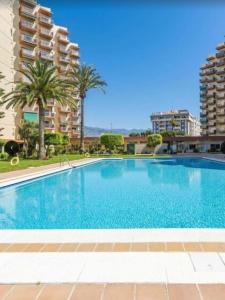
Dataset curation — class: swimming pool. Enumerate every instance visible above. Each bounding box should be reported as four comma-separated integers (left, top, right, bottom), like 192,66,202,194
1,158,225,229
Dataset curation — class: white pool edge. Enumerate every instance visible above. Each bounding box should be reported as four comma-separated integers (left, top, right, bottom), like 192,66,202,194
1,156,225,243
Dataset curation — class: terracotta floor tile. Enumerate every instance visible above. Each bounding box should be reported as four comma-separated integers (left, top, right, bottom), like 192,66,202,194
166,243,184,251
59,243,79,252
183,243,202,252
201,243,224,252
0,285,14,299
103,284,134,300
6,244,28,252
113,243,131,252
0,244,11,252
76,243,96,252
41,244,62,252
199,284,225,300
37,284,74,300
136,284,167,300
131,243,148,251
5,284,43,300
168,284,201,300
24,244,44,252
95,243,114,252
70,284,104,300
148,243,166,251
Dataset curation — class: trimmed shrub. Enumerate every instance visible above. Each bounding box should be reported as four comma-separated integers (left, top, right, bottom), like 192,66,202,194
0,152,9,160
61,134,69,145
147,134,162,148
100,134,124,148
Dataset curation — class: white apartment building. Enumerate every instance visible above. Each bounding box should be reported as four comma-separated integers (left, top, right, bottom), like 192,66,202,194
0,0,81,140
150,110,201,136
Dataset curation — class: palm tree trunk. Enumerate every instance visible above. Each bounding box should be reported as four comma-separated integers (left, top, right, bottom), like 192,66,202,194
38,102,46,159
80,98,85,152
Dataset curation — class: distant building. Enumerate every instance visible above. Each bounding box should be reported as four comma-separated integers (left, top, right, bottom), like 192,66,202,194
150,110,201,136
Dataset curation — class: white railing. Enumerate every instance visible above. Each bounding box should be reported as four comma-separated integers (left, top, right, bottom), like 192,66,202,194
39,15,52,24
21,20,36,30
21,34,37,44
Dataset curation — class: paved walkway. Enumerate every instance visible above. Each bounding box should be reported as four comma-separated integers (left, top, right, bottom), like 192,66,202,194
1,283,225,300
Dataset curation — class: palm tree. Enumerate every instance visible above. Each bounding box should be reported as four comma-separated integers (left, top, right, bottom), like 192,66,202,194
1,60,74,159
70,64,107,152
170,118,177,131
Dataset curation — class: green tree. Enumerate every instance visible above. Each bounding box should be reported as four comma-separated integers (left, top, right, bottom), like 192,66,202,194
147,134,162,154
70,64,107,152
18,120,38,157
2,60,74,159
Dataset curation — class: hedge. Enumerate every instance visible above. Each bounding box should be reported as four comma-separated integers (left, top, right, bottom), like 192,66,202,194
44,132,69,146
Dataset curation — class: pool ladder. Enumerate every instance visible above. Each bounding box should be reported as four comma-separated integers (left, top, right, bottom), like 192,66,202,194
59,155,72,168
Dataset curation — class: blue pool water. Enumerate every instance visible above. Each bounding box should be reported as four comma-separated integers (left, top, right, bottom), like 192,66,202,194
1,158,225,229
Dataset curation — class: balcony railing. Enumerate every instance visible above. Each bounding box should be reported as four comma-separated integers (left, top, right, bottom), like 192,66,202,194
39,51,53,61
21,48,35,58
46,99,55,106
39,28,53,38
70,50,79,57
216,50,225,58
39,40,53,49
39,15,52,25
59,56,70,64
44,111,55,117
45,123,55,129
20,5,36,18
58,35,69,43
20,0,37,7
21,34,37,45
20,20,36,31
59,46,68,54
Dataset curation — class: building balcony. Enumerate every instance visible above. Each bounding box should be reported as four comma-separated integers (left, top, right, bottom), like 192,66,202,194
19,5,36,19
200,78,207,83
39,15,53,28
38,6,52,16
208,114,216,120
20,0,37,7
58,46,68,54
217,77,225,83
71,59,79,66
217,94,225,99
207,55,215,61
46,99,55,106
217,117,225,124
208,98,216,105
207,77,216,82
44,111,55,118
20,34,37,46
216,60,225,67
20,20,36,33
216,51,225,58
60,106,71,113
20,48,36,59
216,101,225,108
45,123,55,129
216,69,225,75
217,109,225,115
58,35,69,44
216,42,225,50
39,51,53,61
39,40,53,50
207,84,216,90
70,50,79,57
39,28,53,39
60,126,69,132
59,56,70,64
217,85,225,91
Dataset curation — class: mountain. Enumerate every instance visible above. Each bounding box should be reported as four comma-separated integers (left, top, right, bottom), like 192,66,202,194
84,126,146,137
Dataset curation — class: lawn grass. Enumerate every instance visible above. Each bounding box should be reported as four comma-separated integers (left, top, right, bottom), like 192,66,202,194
0,154,171,173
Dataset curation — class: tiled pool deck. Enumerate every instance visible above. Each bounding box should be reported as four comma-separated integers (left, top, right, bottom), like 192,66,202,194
1,155,225,298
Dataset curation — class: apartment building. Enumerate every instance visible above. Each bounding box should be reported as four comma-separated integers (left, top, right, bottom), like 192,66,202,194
200,42,225,135
150,110,201,136
0,0,81,140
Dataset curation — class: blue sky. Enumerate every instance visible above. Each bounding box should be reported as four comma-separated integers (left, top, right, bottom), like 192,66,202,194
42,1,225,129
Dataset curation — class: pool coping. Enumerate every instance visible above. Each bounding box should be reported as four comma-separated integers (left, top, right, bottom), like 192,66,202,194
1,156,225,243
